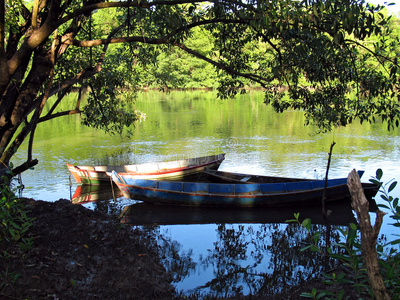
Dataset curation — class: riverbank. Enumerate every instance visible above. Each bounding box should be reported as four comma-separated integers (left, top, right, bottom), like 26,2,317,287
1,199,175,299
1,199,353,299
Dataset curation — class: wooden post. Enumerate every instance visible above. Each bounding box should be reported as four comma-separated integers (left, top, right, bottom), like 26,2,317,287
322,141,336,219
347,169,390,300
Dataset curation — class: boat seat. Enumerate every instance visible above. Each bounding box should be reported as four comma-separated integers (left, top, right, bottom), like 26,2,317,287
240,176,252,182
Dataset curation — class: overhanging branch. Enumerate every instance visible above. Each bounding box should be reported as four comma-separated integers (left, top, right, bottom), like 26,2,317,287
175,43,275,87
62,35,168,47
39,109,82,123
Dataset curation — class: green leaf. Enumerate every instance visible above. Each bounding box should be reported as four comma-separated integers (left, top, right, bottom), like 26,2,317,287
389,181,397,193
302,218,311,230
377,204,390,210
376,168,383,180
381,194,389,201
310,245,320,252
394,198,399,209
300,292,315,298
350,223,358,230
301,245,313,251
369,178,381,186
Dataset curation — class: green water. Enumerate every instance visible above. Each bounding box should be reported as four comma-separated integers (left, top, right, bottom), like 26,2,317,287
13,90,400,297
15,90,400,198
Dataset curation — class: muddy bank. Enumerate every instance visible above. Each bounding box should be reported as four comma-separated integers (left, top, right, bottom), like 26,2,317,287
1,199,175,299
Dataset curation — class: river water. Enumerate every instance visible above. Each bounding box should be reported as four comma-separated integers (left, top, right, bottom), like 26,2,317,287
13,90,400,297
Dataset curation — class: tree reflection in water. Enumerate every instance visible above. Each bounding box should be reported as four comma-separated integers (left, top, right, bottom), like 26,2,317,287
75,189,356,297
73,187,355,297
157,229,197,282
155,222,344,298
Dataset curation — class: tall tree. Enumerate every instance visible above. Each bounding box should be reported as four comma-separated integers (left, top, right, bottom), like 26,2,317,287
0,0,398,175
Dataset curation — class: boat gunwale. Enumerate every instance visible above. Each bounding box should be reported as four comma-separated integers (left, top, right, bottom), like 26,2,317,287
68,154,225,173
113,178,375,198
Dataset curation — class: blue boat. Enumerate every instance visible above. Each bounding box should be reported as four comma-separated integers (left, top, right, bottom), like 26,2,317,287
111,170,379,207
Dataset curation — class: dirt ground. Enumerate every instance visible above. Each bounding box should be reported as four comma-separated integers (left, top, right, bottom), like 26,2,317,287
1,198,356,300
1,199,176,300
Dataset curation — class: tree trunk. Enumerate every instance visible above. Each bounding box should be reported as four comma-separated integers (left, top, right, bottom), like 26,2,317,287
347,169,390,300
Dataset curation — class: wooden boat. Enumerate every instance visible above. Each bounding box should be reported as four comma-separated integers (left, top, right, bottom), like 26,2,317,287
66,153,225,185
110,170,379,207
204,169,379,201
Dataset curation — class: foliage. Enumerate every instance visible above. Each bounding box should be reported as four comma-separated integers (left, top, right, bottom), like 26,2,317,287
0,168,34,294
0,170,34,252
1,1,400,175
288,169,400,299
288,214,371,299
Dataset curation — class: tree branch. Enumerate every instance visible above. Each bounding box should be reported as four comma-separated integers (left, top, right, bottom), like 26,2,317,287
39,109,82,123
32,0,39,29
62,35,169,47
175,43,275,87
11,159,38,177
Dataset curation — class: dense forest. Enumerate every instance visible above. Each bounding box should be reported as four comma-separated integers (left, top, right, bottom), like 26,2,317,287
141,10,400,90
80,6,400,91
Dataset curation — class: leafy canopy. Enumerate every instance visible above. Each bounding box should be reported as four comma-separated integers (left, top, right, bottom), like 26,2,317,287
0,0,399,173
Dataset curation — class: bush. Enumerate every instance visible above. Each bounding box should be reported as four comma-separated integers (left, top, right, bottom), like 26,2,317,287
289,169,400,299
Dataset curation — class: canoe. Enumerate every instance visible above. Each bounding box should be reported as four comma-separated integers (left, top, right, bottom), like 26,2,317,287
204,169,379,202
110,170,379,207
66,153,225,185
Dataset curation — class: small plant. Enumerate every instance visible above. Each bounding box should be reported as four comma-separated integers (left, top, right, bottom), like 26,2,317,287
0,176,34,249
289,169,400,299
288,214,370,299
0,267,20,292
0,169,34,294
0,165,34,250
369,169,400,298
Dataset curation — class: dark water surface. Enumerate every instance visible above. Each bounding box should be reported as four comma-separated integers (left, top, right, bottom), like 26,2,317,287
13,90,400,297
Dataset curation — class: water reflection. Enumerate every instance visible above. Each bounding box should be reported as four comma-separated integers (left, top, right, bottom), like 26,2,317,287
119,202,356,226
148,212,348,297
71,184,358,296
71,184,122,204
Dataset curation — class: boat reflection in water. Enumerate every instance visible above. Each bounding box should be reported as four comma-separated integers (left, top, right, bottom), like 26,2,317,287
70,184,364,297
71,184,122,205
119,201,357,226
